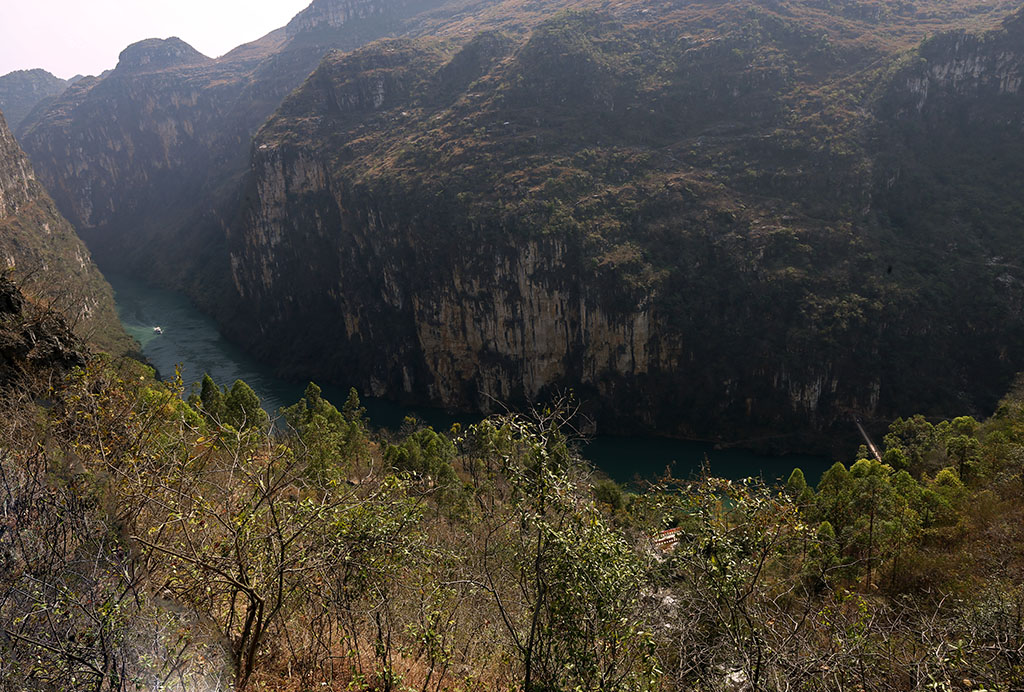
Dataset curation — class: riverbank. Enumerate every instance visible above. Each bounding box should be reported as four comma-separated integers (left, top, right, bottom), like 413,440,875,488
108,272,832,485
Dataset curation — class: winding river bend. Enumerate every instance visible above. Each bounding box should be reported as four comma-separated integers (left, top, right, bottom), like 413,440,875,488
109,274,832,485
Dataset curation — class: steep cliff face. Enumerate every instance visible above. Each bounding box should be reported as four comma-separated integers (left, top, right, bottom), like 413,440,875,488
17,0,452,304
23,0,1014,300
876,13,1024,238
0,109,130,354
226,8,1024,449
0,69,69,133
0,115,34,216
863,12,1024,413
18,38,272,295
225,30,842,444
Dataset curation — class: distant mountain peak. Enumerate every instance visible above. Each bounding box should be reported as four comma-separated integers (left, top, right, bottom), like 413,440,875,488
0,69,68,131
116,37,211,73
2,68,59,80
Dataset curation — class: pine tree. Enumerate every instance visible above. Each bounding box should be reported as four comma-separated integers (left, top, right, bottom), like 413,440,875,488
224,379,269,431
198,373,225,423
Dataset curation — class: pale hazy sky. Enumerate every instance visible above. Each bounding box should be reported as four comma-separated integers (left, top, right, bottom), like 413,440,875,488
0,0,314,79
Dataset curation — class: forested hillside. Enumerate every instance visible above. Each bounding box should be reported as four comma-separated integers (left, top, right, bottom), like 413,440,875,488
2,270,1024,689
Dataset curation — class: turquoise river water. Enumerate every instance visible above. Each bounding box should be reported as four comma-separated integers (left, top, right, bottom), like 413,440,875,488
108,274,832,485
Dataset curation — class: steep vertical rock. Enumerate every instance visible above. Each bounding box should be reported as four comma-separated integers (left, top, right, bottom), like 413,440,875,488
0,108,130,354
223,32,868,447
226,8,1024,450
0,274,86,390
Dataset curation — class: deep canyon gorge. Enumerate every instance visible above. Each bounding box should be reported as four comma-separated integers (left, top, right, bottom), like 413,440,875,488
7,0,1024,451
5,0,1024,689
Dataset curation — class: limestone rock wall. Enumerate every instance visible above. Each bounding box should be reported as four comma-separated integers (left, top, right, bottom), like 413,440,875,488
286,0,411,36
227,140,858,444
0,114,35,217
223,10,1024,451
0,109,132,354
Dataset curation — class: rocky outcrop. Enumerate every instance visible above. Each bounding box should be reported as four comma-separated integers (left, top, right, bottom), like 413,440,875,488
0,274,86,390
286,0,413,37
0,69,68,133
0,113,34,215
884,15,1024,117
16,38,276,295
872,10,1024,277
0,108,130,355
224,34,840,445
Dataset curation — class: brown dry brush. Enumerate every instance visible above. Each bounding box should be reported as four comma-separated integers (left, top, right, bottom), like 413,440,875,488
4,358,1024,689
0,371,229,691
643,474,1024,691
